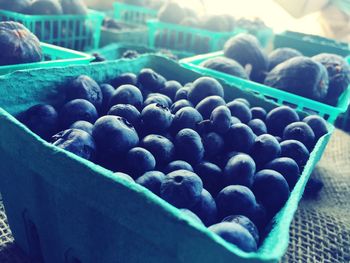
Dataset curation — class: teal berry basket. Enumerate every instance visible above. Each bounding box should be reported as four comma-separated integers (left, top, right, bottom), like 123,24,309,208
180,36,350,124
0,9,105,51
0,42,93,75
113,2,157,25
0,55,333,263
91,43,193,61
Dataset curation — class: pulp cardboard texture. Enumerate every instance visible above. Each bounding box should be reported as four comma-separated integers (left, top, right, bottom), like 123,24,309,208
0,55,333,263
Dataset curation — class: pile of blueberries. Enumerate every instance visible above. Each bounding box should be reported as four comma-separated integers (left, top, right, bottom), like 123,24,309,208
20,69,329,252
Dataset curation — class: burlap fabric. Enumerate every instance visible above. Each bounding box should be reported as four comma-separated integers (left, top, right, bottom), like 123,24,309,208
0,129,349,263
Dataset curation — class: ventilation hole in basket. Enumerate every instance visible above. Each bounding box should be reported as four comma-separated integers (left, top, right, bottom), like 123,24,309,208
22,210,44,263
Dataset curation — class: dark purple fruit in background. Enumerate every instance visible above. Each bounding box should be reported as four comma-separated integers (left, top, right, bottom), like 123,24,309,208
224,123,256,153
170,99,193,114
92,115,139,156
70,120,94,136
66,75,102,109
208,222,257,252
265,157,300,190
190,189,218,226
60,0,87,15
0,0,31,13
250,107,267,121
110,73,137,89
141,103,173,133
165,160,193,174
250,134,281,167
160,169,203,209
224,153,256,187
283,122,315,151
141,134,175,166
280,140,310,169
109,84,143,110
108,104,141,129
216,185,257,220
195,162,223,198
25,0,63,15
303,115,328,141
210,105,231,134
226,100,252,123
265,106,300,136
126,147,156,178
136,171,165,196
175,128,204,165
20,104,58,140
137,68,166,92
248,119,267,136
200,57,248,79
195,95,226,119
252,169,290,215
222,215,259,244
268,47,302,71
59,99,98,129
0,21,42,66
51,128,96,161
188,77,224,106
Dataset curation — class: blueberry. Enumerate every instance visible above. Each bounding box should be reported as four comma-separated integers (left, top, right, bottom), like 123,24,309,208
113,172,134,183
174,87,189,101
265,157,300,190
195,119,213,135
99,83,115,114
283,122,315,151
265,106,300,136
175,128,204,165
252,169,290,214
250,134,281,167
216,185,257,220
20,104,58,140
159,80,182,101
143,95,171,108
141,103,173,133
280,140,310,169
110,73,137,88
219,151,242,169
248,119,267,136
208,222,257,252
195,162,223,197
233,98,250,108
137,68,166,92
195,95,226,119
210,105,231,134
224,154,256,187
202,132,225,159
160,170,203,208
171,106,203,134
224,123,256,153
250,107,266,121
275,136,282,143
222,215,259,244
59,99,98,129
190,189,218,226
170,99,193,114
70,120,94,135
66,75,102,109
141,134,175,166
188,77,224,105
136,171,165,196
147,93,173,107
107,104,141,128
227,100,252,123
109,84,143,110
126,147,156,178
165,160,193,173
230,116,241,125
52,129,96,161
303,115,328,141
92,115,139,156
180,209,204,225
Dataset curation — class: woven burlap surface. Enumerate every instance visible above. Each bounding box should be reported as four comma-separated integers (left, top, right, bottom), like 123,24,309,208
0,129,349,263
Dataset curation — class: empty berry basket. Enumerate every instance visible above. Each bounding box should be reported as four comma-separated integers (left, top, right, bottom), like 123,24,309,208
0,9,104,51
0,55,333,263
